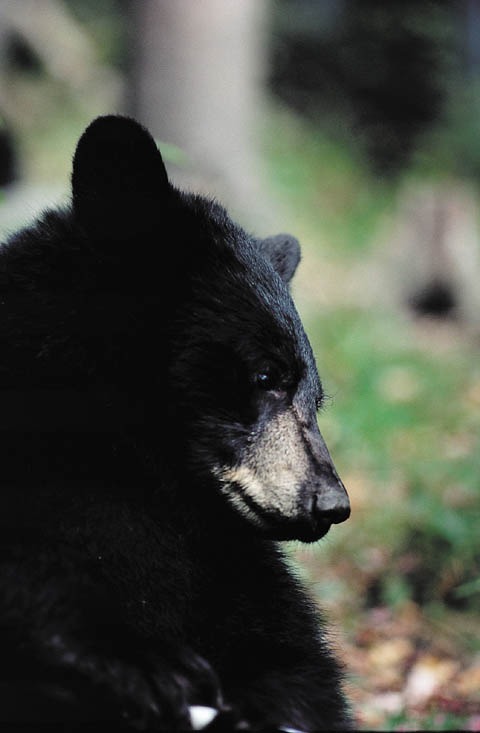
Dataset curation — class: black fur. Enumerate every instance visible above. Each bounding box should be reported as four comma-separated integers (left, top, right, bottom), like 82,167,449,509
0,116,352,731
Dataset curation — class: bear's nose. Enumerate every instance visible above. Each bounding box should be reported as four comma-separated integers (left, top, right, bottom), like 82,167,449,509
296,415,351,526
305,468,351,525
309,489,351,525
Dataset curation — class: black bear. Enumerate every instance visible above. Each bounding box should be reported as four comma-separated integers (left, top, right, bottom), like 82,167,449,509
0,116,352,731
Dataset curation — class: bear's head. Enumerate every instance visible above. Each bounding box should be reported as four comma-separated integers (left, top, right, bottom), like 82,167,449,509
3,116,350,543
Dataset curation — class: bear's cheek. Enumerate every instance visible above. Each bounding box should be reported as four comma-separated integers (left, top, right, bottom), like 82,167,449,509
212,407,308,522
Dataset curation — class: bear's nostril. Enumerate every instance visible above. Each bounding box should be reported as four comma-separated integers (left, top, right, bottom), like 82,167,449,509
309,491,351,525
326,500,350,524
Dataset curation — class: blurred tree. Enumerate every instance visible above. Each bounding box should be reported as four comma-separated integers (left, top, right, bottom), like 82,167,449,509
269,0,456,177
125,0,272,228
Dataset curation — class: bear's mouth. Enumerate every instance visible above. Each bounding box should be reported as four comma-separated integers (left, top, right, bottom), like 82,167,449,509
220,477,332,543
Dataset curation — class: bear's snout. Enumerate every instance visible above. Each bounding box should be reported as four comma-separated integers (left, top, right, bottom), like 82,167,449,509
297,413,350,530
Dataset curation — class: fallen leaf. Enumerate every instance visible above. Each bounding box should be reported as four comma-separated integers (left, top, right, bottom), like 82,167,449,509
404,655,459,706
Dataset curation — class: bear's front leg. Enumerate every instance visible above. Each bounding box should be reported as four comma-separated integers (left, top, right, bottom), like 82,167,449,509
0,550,225,730
42,633,226,729
2,624,227,730
225,658,353,733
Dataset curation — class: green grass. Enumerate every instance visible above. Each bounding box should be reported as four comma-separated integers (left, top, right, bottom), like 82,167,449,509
309,307,480,607
383,708,476,731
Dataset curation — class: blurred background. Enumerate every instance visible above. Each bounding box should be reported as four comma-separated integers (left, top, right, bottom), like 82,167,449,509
0,1,479,729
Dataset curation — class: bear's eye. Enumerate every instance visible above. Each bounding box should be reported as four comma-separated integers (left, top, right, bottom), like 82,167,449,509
254,367,292,395
255,371,276,390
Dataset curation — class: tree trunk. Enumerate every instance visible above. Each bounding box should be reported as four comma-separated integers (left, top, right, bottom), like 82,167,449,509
126,0,271,228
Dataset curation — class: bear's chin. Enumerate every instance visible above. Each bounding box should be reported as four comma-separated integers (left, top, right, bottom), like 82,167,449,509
237,512,333,543
262,521,332,544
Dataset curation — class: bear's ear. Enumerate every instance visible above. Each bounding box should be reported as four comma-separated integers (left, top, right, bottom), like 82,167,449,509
258,233,301,284
71,115,169,240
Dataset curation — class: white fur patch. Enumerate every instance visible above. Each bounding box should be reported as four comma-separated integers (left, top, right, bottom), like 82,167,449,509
189,705,218,730
214,409,310,520
215,466,265,524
